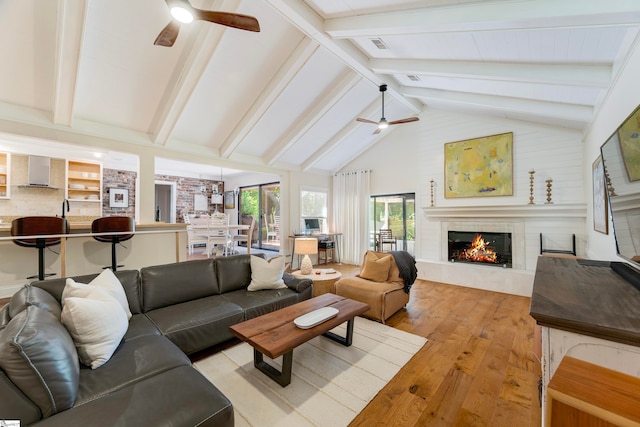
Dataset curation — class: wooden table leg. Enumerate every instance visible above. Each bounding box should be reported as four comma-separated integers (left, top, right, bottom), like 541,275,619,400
323,317,355,346
254,348,293,387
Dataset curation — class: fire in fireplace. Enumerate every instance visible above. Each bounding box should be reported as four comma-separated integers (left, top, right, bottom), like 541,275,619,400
448,231,512,268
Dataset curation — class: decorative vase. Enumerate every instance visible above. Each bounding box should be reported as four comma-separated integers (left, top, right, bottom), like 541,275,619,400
300,255,313,275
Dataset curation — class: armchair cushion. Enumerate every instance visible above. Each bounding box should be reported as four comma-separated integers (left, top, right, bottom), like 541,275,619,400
359,252,392,282
334,250,410,323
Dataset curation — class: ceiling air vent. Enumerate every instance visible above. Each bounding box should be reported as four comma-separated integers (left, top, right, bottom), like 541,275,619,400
369,38,389,50
407,75,421,82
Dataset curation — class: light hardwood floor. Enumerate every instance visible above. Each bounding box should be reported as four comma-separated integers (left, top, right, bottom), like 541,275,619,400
329,263,542,427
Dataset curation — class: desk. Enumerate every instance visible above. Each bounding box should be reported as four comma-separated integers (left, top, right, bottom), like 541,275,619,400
289,233,342,270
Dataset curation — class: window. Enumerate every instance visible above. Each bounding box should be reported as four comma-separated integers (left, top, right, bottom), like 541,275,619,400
301,188,327,233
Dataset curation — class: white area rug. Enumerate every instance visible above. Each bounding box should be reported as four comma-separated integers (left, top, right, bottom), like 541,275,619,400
194,317,427,427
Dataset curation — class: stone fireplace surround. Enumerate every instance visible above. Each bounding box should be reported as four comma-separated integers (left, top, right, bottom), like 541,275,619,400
418,204,586,296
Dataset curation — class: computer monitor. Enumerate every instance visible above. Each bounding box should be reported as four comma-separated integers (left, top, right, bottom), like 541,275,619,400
304,218,321,233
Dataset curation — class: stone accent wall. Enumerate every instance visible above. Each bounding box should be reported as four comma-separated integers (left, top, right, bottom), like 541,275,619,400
102,168,136,217
155,174,223,223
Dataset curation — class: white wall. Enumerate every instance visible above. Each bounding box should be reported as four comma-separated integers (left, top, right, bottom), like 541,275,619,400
341,108,586,295
583,36,640,261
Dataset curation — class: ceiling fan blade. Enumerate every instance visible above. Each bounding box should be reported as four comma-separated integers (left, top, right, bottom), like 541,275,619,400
388,117,420,126
154,21,180,47
372,128,383,135
193,9,260,32
356,118,379,125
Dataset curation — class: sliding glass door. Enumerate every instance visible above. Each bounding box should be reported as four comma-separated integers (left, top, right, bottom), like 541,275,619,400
238,182,280,251
370,193,415,255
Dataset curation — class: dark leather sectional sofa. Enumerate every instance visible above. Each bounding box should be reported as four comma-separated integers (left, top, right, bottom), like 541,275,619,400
0,254,312,426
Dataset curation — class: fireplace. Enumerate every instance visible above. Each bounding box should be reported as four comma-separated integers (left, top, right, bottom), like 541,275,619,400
448,231,512,268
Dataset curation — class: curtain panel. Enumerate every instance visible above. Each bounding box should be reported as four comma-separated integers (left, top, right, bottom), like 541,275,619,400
332,170,370,265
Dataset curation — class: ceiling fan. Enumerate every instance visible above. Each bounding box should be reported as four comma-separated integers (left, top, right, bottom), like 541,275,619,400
154,0,260,47
356,84,419,134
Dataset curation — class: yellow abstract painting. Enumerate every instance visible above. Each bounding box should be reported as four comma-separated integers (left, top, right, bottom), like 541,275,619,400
444,132,513,198
618,104,640,181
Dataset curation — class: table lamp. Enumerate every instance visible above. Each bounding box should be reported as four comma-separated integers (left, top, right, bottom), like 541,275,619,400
295,237,318,275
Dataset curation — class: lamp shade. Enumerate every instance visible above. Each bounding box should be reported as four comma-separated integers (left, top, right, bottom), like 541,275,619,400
294,238,317,255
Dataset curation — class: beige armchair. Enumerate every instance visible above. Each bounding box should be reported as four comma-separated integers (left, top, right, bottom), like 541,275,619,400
334,251,410,323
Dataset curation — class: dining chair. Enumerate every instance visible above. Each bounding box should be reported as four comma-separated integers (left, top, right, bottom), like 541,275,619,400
208,213,232,256
379,229,397,251
233,215,255,254
265,214,278,243
187,216,210,255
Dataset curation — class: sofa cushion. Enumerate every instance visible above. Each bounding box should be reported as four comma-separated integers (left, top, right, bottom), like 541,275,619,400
223,288,299,319
0,370,41,425
33,366,234,427
64,268,132,320
74,334,190,406
0,304,9,330
62,268,131,319
32,270,143,315
248,255,286,291
123,313,161,342
141,259,218,311
61,287,129,369
145,296,244,354
8,284,62,320
0,306,79,418
216,253,262,293
360,252,392,282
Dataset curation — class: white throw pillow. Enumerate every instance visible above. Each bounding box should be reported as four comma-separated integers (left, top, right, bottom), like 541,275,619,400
61,288,128,369
63,269,132,320
248,255,287,291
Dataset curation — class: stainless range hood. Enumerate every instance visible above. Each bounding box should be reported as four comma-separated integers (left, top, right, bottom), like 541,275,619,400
28,155,51,187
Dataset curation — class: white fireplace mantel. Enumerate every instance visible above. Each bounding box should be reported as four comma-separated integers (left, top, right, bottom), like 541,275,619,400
422,203,586,219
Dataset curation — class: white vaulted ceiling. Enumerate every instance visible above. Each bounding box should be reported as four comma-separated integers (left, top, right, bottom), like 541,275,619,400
0,0,639,174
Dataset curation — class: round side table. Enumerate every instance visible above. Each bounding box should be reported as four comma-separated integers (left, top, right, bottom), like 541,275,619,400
290,269,343,297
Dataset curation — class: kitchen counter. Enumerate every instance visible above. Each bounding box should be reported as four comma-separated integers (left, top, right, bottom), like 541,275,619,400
0,218,185,237
530,256,640,347
0,220,188,297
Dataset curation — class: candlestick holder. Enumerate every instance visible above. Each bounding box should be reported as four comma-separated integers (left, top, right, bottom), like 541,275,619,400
430,179,435,207
528,170,535,204
545,178,553,204
604,164,618,197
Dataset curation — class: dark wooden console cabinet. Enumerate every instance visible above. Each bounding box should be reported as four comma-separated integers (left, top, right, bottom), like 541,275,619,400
530,256,640,426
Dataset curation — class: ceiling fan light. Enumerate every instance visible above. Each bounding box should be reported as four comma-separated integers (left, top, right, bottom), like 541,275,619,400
170,6,194,23
378,118,389,129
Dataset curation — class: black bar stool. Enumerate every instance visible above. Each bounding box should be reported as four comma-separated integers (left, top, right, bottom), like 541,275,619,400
91,216,135,271
11,216,68,280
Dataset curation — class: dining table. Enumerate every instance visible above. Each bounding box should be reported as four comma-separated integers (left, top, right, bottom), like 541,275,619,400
189,223,251,255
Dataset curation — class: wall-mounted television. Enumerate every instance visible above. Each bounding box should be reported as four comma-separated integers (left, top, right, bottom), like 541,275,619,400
600,103,640,286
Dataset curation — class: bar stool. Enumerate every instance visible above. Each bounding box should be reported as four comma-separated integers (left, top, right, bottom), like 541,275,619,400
11,216,68,280
91,216,135,271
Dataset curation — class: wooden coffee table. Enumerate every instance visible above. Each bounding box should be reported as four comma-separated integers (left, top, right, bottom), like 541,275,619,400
229,293,369,387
